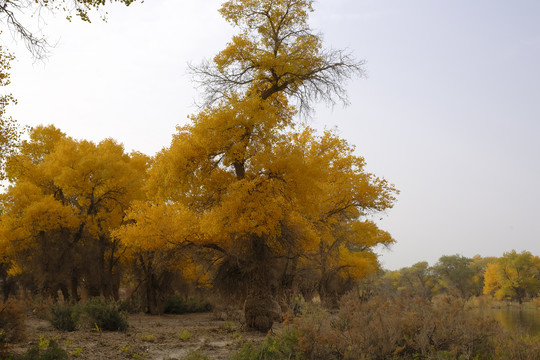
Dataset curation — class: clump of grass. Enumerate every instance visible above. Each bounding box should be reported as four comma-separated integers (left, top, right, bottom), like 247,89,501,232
182,350,209,360
17,337,68,360
69,347,83,357
230,331,301,360
80,298,128,331
118,343,146,359
179,329,192,341
48,298,129,332
140,333,155,342
49,303,78,332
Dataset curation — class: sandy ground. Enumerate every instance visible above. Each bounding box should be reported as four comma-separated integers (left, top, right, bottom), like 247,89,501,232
11,312,271,360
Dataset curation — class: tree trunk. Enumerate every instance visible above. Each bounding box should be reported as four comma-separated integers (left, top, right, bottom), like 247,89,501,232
70,275,80,302
146,274,165,315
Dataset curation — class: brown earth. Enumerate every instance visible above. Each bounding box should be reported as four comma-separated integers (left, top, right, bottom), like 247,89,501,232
11,312,271,360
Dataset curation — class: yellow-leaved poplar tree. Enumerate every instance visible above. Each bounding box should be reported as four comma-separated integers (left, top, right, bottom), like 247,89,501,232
112,201,211,314
117,0,397,331
482,250,540,303
0,125,148,301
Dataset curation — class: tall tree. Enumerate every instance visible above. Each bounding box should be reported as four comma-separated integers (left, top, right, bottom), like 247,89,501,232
432,255,476,298
119,0,397,330
0,125,148,300
395,262,435,299
469,254,497,297
191,0,364,114
483,250,540,303
113,201,211,314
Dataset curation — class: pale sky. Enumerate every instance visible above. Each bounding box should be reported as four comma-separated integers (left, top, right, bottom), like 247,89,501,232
3,0,540,270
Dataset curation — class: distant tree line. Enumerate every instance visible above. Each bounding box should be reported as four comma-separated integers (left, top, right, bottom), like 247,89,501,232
369,251,540,304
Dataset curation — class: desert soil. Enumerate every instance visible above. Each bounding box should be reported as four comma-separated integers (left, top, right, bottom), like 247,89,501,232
11,312,271,360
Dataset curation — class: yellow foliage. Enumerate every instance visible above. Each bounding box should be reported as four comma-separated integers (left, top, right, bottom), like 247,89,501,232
143,114,397,285
482,250,540,302
483,263,499,296
216,0,324,98
117,0,392,300
0,125,148,295
115,201,199,251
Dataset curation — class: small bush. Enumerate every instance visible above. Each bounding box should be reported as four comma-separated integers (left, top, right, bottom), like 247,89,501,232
80,298,128,331
118,343,146,359
292,294,500,360
140,333,155,342
230,331,301,360
118,297,145,314
182,350,209,360
179,329,192,341
69,347,83,358
0,302,26,357
164,296,212,314
49,303,78,331
495,331,540,360
17,338,68,360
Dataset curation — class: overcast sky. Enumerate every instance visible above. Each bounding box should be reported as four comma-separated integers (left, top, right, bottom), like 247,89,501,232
4,0,540,270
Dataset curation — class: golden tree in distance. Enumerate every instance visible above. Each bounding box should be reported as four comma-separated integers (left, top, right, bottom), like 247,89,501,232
118,0,397,330
483,250,540,303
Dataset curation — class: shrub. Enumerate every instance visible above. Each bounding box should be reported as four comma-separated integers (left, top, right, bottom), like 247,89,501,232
0,302,26,358
80,298,128,331
118,343,146,359
494,331,540,359
179,329,192,341
230,331,301,360
140,333,155,342
17,338,68,360
49,303,78,331
293,293,499,360
182,350,209,360
164,296,212,314
118,296,145,314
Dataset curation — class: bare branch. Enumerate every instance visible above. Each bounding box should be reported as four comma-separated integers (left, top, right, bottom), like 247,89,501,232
190,0,365,115
0,0,140,59
0,0,49,59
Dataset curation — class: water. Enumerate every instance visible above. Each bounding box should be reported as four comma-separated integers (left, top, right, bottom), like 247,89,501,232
485,307,540,335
